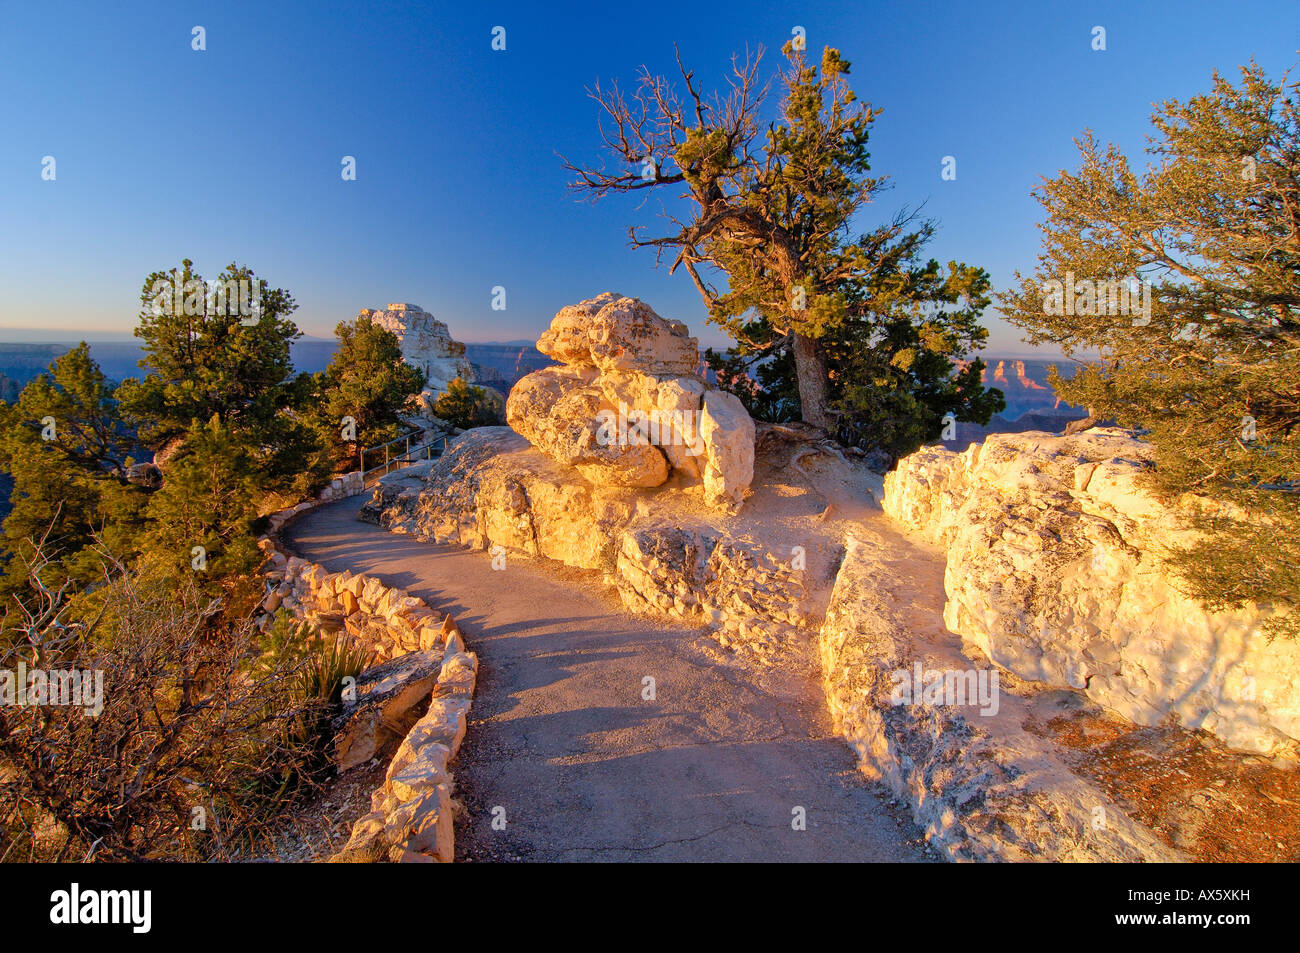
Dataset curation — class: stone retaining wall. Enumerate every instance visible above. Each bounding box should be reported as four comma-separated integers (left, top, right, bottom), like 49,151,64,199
257,477,477,863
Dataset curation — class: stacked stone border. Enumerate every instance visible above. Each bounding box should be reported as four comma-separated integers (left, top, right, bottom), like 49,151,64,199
256,473,478,863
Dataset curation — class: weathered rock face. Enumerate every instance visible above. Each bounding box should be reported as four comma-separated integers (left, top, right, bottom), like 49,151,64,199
364,427,640,570
537,292,700,375
361,302,474,400
699,391,755,508
882,428,1300,755
506,366,668,487
819,532,1182,862
361,427,825,668
507,293,754,509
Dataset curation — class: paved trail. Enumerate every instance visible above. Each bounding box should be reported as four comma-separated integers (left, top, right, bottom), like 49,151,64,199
284,498,933,862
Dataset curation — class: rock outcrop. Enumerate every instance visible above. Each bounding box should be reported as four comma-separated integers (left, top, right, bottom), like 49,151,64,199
883,428,1300,755
819,532,1183,862
506,366,669,487
506,293,755,509
362,302,475,401
360,425,862,671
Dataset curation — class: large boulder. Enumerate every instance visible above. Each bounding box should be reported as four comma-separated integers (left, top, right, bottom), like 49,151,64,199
699,391,755,508
505,366,669,488
538,292,700,375
883,428,1300,755
508,294,754,509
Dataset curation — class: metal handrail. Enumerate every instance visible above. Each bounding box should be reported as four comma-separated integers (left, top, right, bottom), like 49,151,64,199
360,433,450,487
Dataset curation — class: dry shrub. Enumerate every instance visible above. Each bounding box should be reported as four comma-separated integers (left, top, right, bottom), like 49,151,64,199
0,545,336,861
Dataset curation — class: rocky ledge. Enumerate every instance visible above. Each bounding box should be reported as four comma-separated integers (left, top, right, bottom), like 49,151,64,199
362,422,888,675
882,428,1299,756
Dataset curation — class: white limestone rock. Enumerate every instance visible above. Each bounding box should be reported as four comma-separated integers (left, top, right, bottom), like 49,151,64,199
699,390,755,509
882,428,1300,755
537,291,700,376
505,365,669,488
360,302,474,401
509,294,754,508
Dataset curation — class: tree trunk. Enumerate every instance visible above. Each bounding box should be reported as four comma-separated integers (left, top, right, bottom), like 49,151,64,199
792,331,831,430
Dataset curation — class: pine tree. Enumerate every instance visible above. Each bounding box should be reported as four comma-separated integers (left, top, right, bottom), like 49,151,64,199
432,378,503,430
316,315,426,457
998,62,1299,638
565,43,1002,437
142,415,262,582
0,344,148,595
116,259,323,490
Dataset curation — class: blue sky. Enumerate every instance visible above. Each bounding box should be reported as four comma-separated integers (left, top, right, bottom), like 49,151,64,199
1,0,1295,354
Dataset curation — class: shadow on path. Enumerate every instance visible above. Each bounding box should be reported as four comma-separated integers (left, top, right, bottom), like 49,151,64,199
282,497,934,862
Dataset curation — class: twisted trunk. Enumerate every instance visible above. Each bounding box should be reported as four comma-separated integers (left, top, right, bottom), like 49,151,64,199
792,331,831,429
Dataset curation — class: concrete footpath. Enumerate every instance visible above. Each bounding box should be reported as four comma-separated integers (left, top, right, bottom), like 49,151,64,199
284,498,934,862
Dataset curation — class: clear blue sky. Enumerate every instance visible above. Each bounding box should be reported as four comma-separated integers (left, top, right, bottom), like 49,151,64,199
1,0,1295,354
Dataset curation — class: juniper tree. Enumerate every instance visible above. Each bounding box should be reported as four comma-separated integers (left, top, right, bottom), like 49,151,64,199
432,377,503,430
565,43,1001,439
998,62,1300,637
316,314,426,456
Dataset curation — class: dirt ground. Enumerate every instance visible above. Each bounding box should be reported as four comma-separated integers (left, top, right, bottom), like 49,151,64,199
1030,706,1300,862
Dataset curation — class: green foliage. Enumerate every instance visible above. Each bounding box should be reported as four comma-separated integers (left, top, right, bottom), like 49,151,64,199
116,259,325,490
569,43,1002,434
705,344,800,423
432,377,503,430
0,261,339,612
255,612,371,757
316,315,426,454
826,265,1006,462
707,259,1005,462
0,344,148,597
142,415,262,582
997,62,1299,637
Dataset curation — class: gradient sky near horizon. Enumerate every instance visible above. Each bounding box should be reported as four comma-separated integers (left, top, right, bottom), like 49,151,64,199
1,1,1296,354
